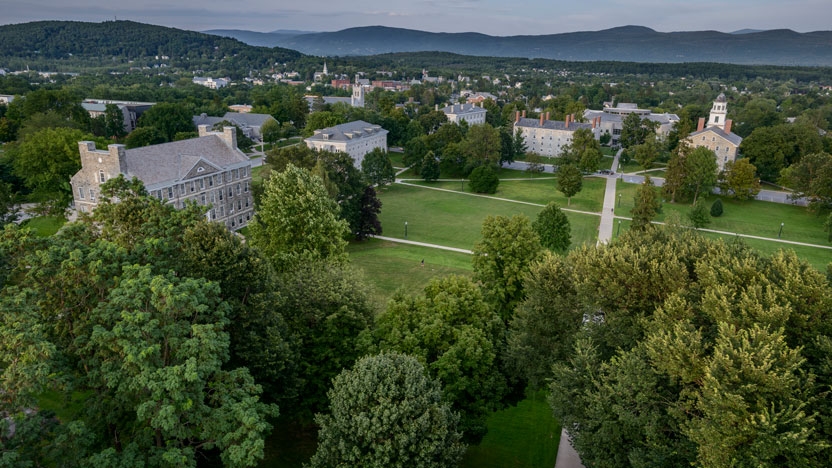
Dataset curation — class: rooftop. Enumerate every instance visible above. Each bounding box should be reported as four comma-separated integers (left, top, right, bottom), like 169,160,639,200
514,117,593,131
306,120,388,143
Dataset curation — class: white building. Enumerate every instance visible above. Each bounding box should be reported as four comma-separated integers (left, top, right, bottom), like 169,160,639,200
193,77,229,89
440,103,487,125
514,112,598,157
685,94,743,171
305,120,388,168
0,94,14,105
583,103,679,147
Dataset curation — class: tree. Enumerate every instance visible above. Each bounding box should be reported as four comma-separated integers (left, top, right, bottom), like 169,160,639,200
687,200,711,228
403,136,429,172
370,276,506,442
303,111,344,137
0,181,20,226
124,126,166,148
275,261,375,420
533,202,571,253
11,127,101,211
779,152,832,213
560,128,602,173
420,151,440,182
734,97,782,137
472,214,543,320
468,164,499,193
663,143,689,203
632,133,660,171
249,164,348,270
526,153,545,176
506,253,582,388
361,147,395,185
512,128,528,159
718,158,760,200
619,113,657,149
557,163,583,206
685,146,718,204
137,102,194,142
631,175,661,230
102,104,127,141
463,123,501,169
355,186,382,240
308,353,464,468
710,198,723,217
260,118,282,144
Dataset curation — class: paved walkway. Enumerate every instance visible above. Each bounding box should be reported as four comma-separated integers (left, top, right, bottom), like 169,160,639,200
596,149,622,245
373,235,473,254
555,429,586,468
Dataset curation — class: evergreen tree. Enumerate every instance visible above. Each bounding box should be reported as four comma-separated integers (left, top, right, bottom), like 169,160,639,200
631,175,661,230
557,164,583,206
687,200,711,228
421,151,441,182
710,198,723,217
533,202,571,253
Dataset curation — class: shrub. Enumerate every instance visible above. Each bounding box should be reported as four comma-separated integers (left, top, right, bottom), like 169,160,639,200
469,165,499,194
710,198,723,217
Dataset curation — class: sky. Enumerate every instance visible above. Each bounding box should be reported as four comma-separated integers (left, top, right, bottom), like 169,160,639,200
2,0,831,36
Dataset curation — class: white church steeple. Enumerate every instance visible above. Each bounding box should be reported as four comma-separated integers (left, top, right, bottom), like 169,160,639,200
707,93,728,130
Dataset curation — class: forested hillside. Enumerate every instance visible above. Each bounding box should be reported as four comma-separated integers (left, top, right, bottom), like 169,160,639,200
0,20,302,74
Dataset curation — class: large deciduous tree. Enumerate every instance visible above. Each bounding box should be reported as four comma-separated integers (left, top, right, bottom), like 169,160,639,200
684,146,718,204
556,163,583,205
354,186,383,240
718,158,761,200
463,124,501,169
560,128,602,173
779,152,832,213
249,164,348,270
533,202,571,253
370,276,506,442
361,147,395,185
472,214,542,320
308,353,465,468
137,102,194,142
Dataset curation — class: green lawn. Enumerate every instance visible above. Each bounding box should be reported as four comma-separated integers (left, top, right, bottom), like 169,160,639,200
20,216,66,237
404,176,606,213
613,182,832,270
388,151,405,167
251,164,271,183
348,239,473,311
377,184,600,251
461,391,560,468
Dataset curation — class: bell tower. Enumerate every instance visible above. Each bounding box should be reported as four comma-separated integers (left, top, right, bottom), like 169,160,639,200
707,93,727,130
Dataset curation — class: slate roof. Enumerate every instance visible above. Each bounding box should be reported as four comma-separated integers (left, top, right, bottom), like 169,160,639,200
687,126,743,146
514,117,592,131
192,114,224,128
583,109,679,125
306,120,388,143
441,103,486,115
121,134,248,187
222,112,275,127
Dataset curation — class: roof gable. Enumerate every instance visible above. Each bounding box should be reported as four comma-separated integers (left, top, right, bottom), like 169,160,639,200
183,158,222,180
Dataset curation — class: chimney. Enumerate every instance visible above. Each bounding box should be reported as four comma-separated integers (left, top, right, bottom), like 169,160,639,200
522,110,526,118
222,126,237,149
565,114,570,129
546,112,550,120
107,144,128,174
697,117,705,132
435,104,438,111
591,118,596,129
515,110,520,123
540,113,544,126
724,119,733,134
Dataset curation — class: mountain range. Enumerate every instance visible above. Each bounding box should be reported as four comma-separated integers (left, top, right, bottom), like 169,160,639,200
205,25,832,66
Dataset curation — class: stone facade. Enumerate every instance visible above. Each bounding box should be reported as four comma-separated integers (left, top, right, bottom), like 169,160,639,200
514,112,598,157
305,120,388,168
70,126,253,231
583,103,679,147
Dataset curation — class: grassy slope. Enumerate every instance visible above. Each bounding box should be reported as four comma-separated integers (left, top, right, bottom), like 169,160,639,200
20,216,66,237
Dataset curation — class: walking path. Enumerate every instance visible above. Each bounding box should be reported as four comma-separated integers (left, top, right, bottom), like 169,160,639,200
555,429,586,468
596,149,622,245
373,235,473,254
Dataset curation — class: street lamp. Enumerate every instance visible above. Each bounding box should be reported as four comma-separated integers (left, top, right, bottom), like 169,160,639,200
461,178,464,191
778,222,784,239
405,221,408,239
617,220,621,236
617,193,621,208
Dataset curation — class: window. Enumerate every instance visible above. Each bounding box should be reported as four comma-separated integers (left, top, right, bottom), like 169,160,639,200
714,116,720,123
78,187,85,199
237,200,242,210
99,170,106,183
219,190,223,201
241,167,247,177
208,177,213,187
236,183,241,195
201,194,206,205
244,181,249,193
229,188,233,198
220,206,224,216
197,166,205,173
199,178,204,190
168,187,173,198
245,197,250,207
90,189,96,201
190,182,196,192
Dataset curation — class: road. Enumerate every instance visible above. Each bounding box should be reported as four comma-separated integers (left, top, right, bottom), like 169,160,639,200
619,173,807,206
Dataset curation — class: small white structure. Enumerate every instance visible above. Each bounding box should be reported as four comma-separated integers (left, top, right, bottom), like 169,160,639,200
0,94,14,105
193,77,229,89
305,120,388,168
440,103,487,125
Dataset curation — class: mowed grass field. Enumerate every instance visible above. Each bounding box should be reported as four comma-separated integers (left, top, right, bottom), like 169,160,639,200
376,183,601,251
612,182,831,271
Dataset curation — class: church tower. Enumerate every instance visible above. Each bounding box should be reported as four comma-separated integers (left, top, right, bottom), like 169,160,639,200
707,93,728,130
351,83,365,108
322,61,328,76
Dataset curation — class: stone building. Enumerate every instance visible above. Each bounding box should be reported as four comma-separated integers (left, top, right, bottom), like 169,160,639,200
513,111,598,157
440,103,487,125
583,103,679,147
685,94,742,171
304,120,388,168
70,126,253,231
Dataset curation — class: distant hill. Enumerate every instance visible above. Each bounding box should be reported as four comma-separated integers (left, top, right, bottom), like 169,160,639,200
207,24,832,66
203,29,304,48
0,20,303,72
